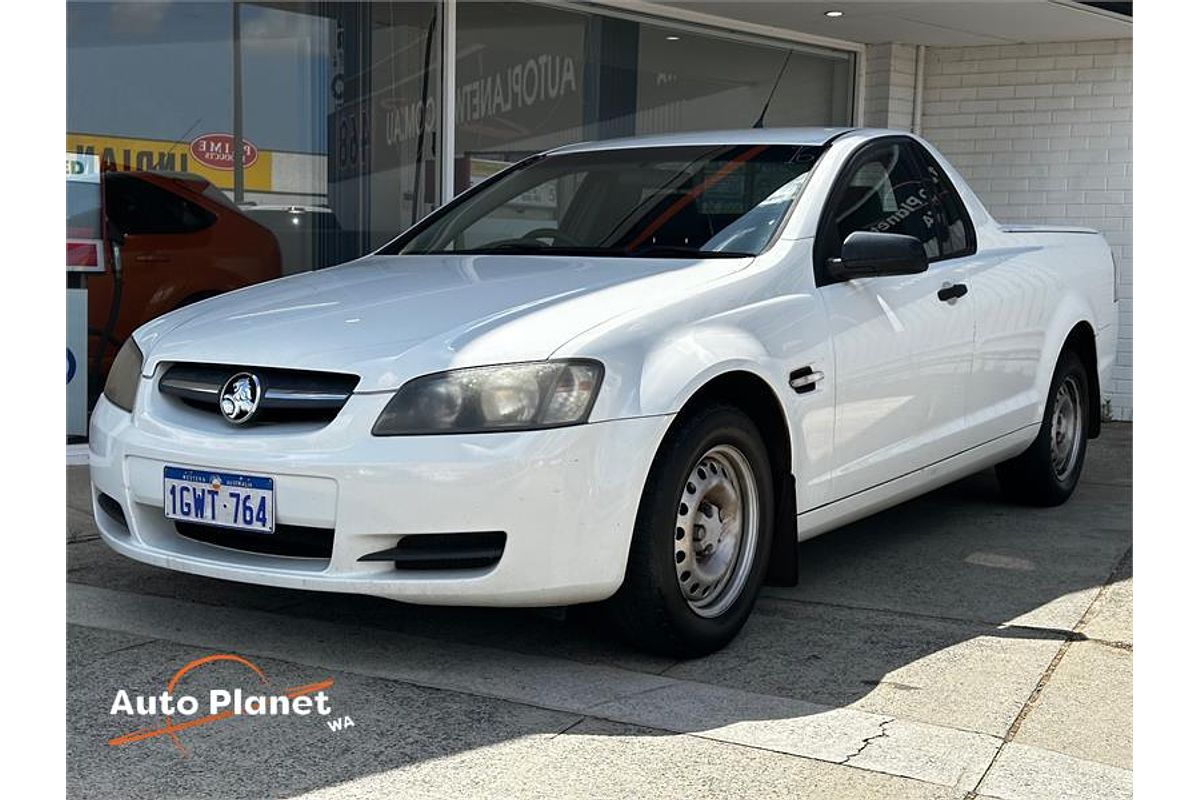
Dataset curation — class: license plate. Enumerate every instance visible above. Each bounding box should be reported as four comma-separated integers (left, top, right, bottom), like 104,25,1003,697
163,466,275,533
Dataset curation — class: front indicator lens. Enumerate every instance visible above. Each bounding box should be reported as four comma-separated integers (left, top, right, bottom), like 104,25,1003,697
102,338,144,413
372,360,603,435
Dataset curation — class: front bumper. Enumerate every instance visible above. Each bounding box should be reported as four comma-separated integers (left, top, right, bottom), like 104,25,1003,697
89,393,673,606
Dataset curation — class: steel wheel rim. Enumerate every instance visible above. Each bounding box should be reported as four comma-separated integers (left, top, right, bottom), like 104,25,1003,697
673,444,760,619
1050,375,1083,480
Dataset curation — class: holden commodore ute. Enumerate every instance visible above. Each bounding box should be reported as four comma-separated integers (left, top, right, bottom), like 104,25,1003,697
89,129,1118,656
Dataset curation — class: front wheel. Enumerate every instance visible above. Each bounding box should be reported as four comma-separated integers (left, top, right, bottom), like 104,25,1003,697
995,349,1090,506
603,405,774,657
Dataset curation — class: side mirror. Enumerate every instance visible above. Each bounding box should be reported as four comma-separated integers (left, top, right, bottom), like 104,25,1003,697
826,231,928,281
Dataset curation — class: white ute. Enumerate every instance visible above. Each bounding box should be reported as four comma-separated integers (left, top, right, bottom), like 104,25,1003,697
90,129,1118,656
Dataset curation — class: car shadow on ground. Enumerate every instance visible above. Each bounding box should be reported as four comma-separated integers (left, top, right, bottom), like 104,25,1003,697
66,426,1132,799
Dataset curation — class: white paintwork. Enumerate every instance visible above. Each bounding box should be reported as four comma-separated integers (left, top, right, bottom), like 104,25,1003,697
818,255,977,499
90,128,1118,607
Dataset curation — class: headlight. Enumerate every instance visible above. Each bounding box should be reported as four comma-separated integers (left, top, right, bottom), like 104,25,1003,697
372,360,603,435
103,338,144,412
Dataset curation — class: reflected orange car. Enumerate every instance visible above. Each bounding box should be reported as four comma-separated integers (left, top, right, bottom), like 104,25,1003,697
88,171,281,380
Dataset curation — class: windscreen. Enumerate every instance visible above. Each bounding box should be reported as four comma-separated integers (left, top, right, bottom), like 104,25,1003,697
385,144,823,258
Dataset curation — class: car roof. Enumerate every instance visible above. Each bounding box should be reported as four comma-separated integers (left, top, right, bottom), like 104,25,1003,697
548,127,857,155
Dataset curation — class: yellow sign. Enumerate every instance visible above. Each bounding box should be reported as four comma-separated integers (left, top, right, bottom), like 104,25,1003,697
66,133,273,192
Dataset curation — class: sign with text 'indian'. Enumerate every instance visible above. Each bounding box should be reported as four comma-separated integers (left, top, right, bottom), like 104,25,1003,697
66,133,273,192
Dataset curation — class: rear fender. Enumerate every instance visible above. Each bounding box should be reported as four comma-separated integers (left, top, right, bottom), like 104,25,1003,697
1035,293,1099,424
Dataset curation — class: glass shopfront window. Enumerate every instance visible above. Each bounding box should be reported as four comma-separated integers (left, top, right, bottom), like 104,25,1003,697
453,1,855,193
66,0,854,418
67,0,441,404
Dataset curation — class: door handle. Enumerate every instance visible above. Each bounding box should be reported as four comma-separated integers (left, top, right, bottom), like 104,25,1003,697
133,253,170,263
788,366,824,394
937,283,968,302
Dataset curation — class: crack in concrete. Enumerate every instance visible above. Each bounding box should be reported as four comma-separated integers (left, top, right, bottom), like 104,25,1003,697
758,594,1103,643
67,627,160,667
549,715,589,739
841,717,894,764
1089,637,1132,652
579,681,673,714
965,545,1133,798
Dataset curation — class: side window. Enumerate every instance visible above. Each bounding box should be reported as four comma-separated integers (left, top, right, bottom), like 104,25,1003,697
827,142,940,263
105,176,215,236
913,145,975,260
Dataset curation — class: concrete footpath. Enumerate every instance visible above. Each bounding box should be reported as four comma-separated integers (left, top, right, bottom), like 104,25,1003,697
66,425,1132,799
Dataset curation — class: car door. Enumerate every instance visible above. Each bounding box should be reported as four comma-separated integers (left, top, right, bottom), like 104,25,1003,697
816,138,976,501
905,142,1033,447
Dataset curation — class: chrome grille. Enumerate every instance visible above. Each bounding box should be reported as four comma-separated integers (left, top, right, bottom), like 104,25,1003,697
158,363,359,423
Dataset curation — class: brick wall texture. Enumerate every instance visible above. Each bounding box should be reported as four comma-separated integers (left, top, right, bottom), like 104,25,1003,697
863,42,918,130
865,39,1132,419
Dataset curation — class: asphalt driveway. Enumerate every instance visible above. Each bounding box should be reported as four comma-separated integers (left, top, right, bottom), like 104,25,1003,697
66,424,1132,800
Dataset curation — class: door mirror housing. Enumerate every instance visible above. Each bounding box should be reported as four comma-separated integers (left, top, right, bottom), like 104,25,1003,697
826,231,928,281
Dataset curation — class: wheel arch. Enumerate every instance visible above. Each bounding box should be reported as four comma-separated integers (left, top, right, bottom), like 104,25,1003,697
1037,292,1103,439
1061,320,1102,438
668,370,799,587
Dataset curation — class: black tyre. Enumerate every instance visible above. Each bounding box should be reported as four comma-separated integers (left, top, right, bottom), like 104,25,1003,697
604,405,775,657
995,348,1090,506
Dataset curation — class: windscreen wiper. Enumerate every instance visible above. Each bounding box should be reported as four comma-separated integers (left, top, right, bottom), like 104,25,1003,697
456,244,612,256
625,245,755,259
432,244,755,258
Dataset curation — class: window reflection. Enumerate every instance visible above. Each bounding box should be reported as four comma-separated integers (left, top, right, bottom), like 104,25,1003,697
66,0,853,409
454,2,854,193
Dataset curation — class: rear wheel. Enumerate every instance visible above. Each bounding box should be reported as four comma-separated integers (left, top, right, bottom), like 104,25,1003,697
603,405,774,657
995,349,1090,506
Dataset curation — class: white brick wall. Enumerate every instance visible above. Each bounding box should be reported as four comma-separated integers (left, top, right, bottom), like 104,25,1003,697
864,43,917,130
918,39,1133,419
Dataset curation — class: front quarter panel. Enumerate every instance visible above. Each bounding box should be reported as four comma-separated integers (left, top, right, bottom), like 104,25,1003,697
558,242,837,512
